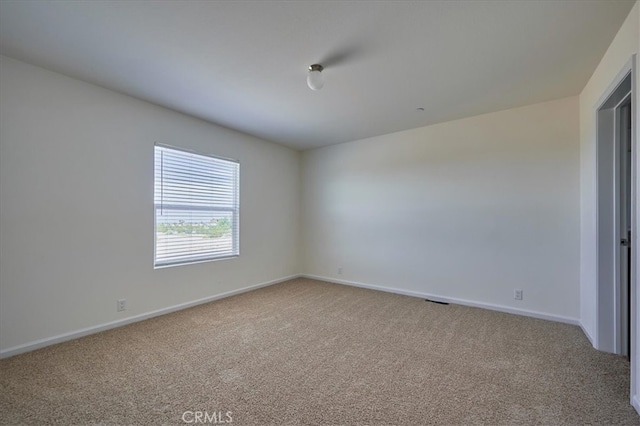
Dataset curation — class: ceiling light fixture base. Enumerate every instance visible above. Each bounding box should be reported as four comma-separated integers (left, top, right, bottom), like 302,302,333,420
307,64,325,91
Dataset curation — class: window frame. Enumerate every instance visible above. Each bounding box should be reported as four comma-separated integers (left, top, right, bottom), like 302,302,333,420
153,143,240,268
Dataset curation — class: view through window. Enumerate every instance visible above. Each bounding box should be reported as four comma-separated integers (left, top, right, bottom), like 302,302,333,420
154,144,239,267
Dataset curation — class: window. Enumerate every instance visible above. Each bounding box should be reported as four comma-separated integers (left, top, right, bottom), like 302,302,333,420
154,144,239,267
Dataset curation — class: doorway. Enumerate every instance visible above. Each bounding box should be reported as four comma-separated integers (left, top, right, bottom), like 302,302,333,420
596,65,635,359
596,68,633,357
618,95,632,358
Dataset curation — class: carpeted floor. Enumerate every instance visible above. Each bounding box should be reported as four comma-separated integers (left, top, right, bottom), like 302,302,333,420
0,278,638,425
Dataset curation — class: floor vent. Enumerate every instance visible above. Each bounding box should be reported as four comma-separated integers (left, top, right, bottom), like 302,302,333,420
425,298,449,305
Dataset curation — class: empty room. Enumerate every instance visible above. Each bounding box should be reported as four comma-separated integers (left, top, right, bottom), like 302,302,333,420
2,0,640,424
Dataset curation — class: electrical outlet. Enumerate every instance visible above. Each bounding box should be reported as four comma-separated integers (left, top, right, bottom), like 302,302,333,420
117,299,127,312
338,267,343,275
514,289,523,301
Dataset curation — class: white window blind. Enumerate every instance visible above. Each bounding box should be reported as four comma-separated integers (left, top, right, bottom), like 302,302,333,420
154,144,239,267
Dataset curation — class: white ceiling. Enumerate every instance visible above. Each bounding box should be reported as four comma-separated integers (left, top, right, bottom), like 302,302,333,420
0,1,635,150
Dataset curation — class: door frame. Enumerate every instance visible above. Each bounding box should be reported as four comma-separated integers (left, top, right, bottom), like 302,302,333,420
594,55,638,411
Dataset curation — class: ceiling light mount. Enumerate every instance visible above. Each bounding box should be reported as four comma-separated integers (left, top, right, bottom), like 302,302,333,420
307,64,324,91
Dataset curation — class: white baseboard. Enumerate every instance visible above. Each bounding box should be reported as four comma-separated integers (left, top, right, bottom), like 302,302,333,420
579,322,597,347
633,394,640,415
0,273,583,358
301,274,580,326
0,274,301,359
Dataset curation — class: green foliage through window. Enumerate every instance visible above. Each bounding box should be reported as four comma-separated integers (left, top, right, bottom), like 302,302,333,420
157,217,232,238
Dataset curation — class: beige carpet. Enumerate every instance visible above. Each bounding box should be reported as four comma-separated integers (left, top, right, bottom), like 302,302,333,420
0,278,638,425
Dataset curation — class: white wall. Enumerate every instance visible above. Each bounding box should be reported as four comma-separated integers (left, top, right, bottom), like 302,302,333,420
302,97,580,322
579,0,639,349
0,55,300,354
